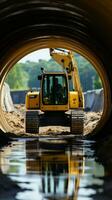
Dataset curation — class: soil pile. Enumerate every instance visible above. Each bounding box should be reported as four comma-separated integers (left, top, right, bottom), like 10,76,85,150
3,104,102,137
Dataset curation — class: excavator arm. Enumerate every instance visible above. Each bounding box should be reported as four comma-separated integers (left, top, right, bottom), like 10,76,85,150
50,48,83,107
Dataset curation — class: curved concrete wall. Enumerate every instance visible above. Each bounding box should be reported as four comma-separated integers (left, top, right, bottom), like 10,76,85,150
0,0,112,137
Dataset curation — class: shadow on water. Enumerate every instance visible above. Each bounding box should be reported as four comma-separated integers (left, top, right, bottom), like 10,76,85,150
0,137,112,200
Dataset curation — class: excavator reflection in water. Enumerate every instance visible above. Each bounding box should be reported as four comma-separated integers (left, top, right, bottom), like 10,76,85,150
0,140,84,200
26,140,84,200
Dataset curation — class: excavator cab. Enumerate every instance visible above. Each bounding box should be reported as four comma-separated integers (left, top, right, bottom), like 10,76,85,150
42,73,68,105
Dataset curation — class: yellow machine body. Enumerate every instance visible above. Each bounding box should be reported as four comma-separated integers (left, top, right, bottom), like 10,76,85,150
26,91,80,111
69,91,79,109
26,91,39,109
25,72,80,112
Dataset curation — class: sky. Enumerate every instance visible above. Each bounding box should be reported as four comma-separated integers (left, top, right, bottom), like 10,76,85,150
20,48,51,63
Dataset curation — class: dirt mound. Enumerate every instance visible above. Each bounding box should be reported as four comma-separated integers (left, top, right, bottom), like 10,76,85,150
84,112,102,134
3,104,102,137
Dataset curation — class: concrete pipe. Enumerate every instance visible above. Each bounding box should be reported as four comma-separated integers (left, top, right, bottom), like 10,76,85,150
0,0,112,138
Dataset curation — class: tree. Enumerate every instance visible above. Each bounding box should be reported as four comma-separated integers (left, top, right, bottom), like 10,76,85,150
6,63,28,90
94,76,102,89
6,53,102,91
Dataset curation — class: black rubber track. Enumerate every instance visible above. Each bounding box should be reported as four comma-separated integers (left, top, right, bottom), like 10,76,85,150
25,111,39,133
70,109,84,135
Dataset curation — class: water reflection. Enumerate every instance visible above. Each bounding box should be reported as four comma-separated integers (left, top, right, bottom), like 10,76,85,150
26,140,84,200
0,138,105,200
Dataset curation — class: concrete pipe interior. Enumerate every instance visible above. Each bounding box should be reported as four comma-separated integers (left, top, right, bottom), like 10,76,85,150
0,0,112,139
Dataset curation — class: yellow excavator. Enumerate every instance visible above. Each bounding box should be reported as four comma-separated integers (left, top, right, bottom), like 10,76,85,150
25,48,84,134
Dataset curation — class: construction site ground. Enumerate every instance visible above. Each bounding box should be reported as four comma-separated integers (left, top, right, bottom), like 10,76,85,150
3,104,102,137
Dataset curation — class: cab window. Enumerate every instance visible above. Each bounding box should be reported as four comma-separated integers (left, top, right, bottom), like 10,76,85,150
42,74,68,105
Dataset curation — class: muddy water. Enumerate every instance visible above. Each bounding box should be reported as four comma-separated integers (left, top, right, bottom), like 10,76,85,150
0,138,110,200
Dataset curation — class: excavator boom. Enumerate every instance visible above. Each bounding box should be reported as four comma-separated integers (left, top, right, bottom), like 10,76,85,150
50,48,83,107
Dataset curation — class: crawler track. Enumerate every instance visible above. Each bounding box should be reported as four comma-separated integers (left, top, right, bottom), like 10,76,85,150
25,111,39,133
71,109,84,135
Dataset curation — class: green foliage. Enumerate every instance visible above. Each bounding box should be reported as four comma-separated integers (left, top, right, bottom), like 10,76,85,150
75,54,102,91
6,63,28,90
94,76,102,89
6,53,102,91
